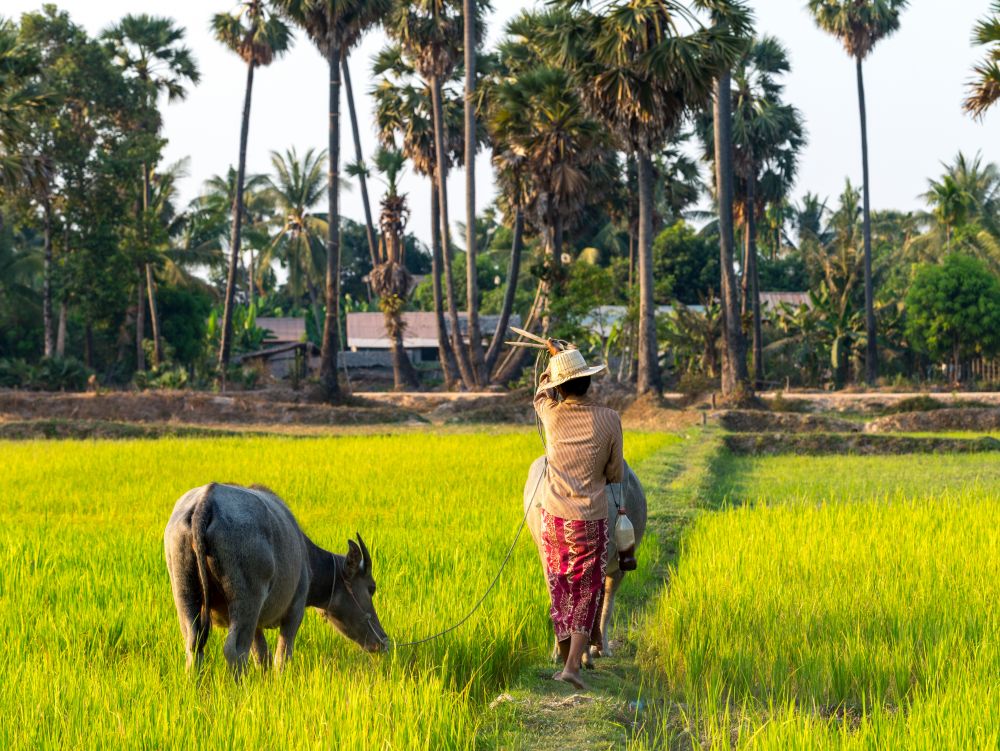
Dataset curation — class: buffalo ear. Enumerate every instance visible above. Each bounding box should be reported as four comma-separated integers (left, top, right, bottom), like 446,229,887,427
345,539,364,578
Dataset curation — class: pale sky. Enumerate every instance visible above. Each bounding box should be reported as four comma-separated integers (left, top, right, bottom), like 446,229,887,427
6,0,998,247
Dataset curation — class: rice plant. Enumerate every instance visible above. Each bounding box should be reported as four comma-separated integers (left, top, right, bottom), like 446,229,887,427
0,431,672,749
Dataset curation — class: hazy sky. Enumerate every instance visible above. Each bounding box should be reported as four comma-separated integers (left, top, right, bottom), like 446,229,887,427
6,1,998,247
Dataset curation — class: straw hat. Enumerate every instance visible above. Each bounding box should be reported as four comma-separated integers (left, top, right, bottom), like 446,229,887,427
537,349,606,394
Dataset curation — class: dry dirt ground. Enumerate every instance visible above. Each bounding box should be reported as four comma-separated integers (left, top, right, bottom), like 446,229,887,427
4,387,1000,439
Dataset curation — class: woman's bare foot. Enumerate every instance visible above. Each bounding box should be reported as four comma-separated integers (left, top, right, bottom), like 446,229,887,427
553,670,587,691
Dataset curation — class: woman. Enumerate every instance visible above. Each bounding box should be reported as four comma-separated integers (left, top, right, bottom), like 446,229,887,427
533,340,624,690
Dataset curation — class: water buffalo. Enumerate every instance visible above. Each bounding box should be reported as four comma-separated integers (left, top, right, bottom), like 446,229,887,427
164,482,386,676
523,456,647,664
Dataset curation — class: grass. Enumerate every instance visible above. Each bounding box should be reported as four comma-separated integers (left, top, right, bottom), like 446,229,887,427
637,449,1000,748
0,430,674,750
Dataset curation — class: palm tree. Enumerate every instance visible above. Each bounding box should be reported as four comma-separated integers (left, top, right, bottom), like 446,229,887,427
276,0,390,401
543,0,747,396
342,58,378,270
370,147,421,389
808,0,908,385
699,35,805,387
371,44,464,385
212,1,291,373
0,19,45,195
103,14,200,370
462,0,486,384
965,2,1000,118
486,41,611,327
200,167,274,302
924,175,972,253
263,147,329,309
385,0,484,390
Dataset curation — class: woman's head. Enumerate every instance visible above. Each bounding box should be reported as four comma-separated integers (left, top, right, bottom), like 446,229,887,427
556,375,591,399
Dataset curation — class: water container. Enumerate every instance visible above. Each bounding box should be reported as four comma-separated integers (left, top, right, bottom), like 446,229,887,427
615,510,637,571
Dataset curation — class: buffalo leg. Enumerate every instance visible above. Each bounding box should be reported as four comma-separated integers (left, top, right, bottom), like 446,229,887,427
252,629,270,669
275,605,304,670
596,572,623,657
165,544,209,672
223,595,264,679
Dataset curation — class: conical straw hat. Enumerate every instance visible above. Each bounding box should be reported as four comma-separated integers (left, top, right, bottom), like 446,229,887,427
536,349,606,394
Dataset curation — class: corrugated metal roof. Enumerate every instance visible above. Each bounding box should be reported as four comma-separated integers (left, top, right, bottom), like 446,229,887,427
759,292,810,309
257,317,306,343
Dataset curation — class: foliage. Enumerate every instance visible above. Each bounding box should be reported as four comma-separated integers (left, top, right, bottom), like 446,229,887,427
652,221,719,305
904,253,1000,367
0,354,91,390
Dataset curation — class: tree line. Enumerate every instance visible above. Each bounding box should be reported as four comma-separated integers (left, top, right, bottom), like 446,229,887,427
3,0,1000,398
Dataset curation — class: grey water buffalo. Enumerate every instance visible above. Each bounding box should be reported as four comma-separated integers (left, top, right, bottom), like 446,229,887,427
523,456,647,664
164,482,386,676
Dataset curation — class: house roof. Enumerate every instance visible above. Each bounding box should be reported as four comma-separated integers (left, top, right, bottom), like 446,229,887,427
759,292,810,309
346,312,521,349
257,317,305,343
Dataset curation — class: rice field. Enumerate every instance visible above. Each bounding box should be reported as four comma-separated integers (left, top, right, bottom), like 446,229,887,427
639,451,1000,749
0,431,673,750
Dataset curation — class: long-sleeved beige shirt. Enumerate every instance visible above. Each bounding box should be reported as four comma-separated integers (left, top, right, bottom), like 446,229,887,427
532,371,625,521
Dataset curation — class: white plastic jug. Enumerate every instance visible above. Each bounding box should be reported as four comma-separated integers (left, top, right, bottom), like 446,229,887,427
615,510,635,551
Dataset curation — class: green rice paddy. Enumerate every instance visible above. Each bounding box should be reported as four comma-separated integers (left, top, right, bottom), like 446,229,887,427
639,450,1000,749
0,431,671,750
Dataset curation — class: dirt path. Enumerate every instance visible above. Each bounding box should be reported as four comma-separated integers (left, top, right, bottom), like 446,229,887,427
486,429,721,749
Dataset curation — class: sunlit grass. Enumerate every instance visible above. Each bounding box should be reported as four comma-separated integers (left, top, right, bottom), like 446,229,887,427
638,451,1000,748
0,431,674,750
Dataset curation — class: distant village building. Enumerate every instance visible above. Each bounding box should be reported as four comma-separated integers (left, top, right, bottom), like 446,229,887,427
345,312,520,368
237,317,315,379
582,293,810,338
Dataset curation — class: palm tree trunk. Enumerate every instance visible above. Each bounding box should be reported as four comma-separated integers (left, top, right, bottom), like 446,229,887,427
145,264,162,367
430,180,459,387
387,310,420,390
463,0,485,386
636,151,661,395
714,70,751,399
141,162,162,368
856,57,877,385
248,250,255,309
136,268,146,372
430,75,475,388
56,299,67,357
319,47,343,402
42,197,54,358
746,181,763,388
740,219,750,318
342,58,378,271
484,206,523,375
219,61,255,374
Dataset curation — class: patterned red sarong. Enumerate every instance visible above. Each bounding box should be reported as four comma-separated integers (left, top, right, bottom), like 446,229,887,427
541,509,608,642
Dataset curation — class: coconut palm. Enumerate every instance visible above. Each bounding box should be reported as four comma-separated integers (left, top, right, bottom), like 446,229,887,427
965,2,1000,118
808,0,908,385
263,147,329,309
200,167,274,302
103,14,200,370
212,1,292,371
385,0,486,389
543,0,748,395
371,43,464,385
370,147,421,389
275,0,391,401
